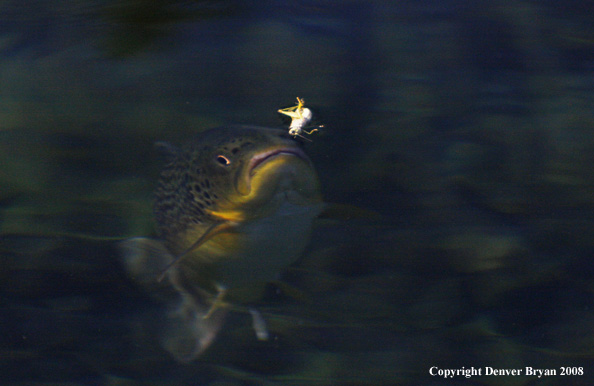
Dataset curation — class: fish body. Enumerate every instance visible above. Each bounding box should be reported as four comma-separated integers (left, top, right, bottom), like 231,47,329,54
121,125,323,360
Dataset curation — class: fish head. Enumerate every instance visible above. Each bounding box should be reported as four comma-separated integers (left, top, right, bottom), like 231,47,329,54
154,125,322,244
215,128,321,220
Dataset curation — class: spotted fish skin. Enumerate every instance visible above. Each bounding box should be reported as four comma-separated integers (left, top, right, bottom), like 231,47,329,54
122,125,323,361
153,126,256,241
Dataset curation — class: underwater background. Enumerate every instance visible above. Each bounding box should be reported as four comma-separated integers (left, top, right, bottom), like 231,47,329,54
2,0,594,385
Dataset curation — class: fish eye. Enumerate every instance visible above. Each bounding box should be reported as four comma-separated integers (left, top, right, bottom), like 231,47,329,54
216,155,231,166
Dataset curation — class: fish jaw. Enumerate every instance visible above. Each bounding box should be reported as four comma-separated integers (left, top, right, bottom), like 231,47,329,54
227,146,321,220
248,147,309,176
234,146,309,196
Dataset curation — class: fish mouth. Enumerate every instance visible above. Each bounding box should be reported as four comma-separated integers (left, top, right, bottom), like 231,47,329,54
248,147,308,176
235,147,310,197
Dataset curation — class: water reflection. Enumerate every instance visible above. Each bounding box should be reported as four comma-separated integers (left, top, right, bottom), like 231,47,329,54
1,1,594,385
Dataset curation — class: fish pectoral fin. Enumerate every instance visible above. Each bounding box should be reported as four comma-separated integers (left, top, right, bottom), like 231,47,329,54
157,221,236,282
162,291,228,362
120,237,174,287
203,285,228,319
121,238,228,361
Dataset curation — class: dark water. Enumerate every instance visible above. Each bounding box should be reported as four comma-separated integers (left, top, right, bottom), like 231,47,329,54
2,1,594,385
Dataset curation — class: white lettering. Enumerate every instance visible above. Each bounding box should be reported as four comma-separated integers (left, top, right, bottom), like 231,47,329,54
429,367,483,378
526,367,556,378
485,367,523,376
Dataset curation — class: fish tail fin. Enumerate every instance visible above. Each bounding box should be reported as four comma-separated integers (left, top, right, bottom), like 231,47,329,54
119,237,227,361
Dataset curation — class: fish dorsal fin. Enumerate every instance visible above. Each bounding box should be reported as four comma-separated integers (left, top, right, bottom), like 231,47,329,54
157,221,235,282
154,141,180,161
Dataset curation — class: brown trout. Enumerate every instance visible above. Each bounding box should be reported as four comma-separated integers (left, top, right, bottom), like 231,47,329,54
121,125,323,361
